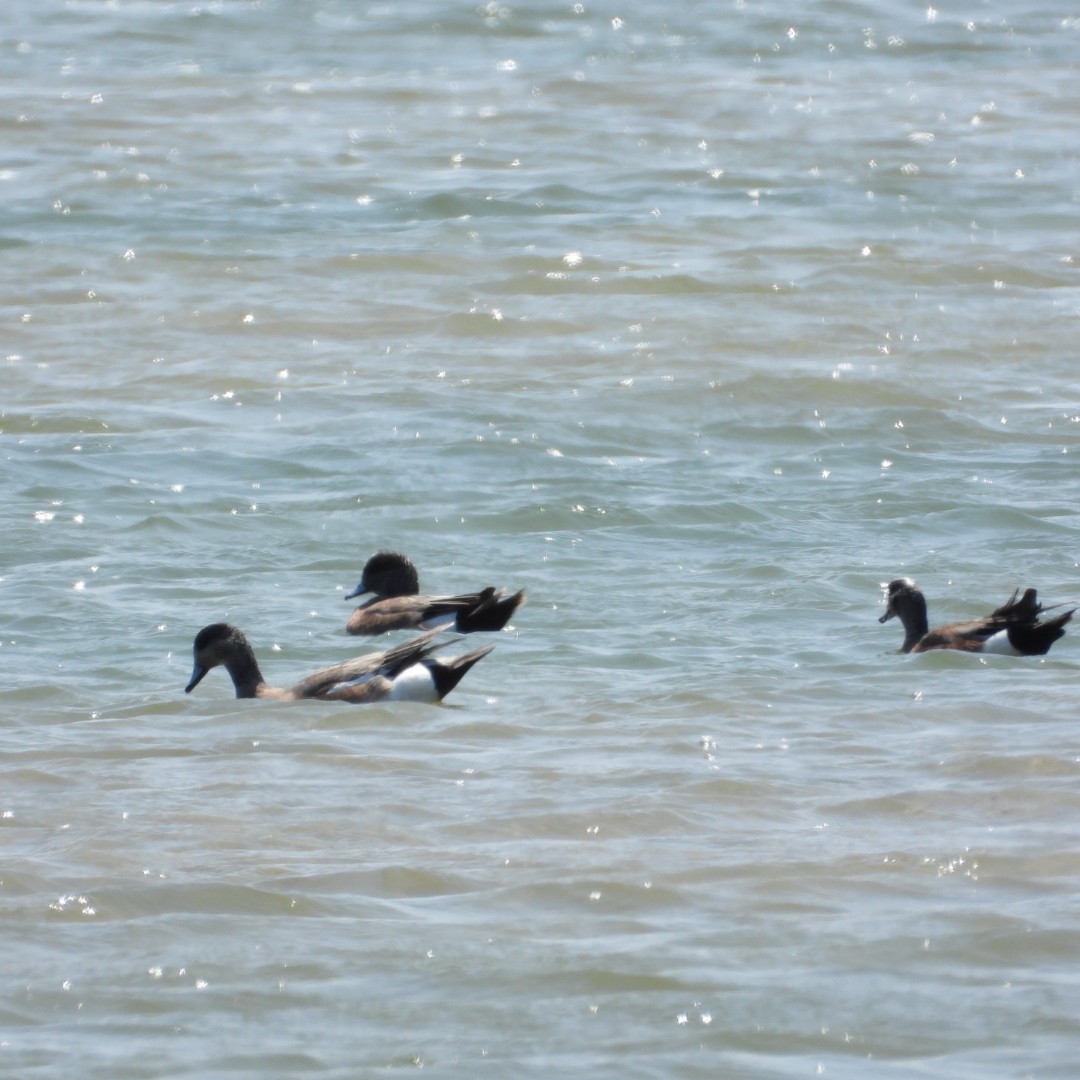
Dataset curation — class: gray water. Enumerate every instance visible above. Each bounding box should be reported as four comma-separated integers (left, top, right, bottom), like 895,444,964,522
2,2,1079,1076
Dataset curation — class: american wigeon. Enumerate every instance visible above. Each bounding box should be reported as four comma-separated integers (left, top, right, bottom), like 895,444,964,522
184,624,492,703
879,578,1074,655
343,551,525,636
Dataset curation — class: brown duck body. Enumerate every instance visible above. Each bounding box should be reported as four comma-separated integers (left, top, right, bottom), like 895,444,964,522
184,624,492,703
879,578,1074,656
344,551,525,636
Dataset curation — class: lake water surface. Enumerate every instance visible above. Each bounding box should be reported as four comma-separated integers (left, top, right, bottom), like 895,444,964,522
2,2,1078,1077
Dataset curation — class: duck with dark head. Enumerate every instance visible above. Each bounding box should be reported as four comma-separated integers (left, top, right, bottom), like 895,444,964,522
185,623,492,703
879,578,1073,656
343,550,525,636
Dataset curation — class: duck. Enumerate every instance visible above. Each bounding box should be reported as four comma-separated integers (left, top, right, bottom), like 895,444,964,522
343,550,525,636
184,624,493,703
879,577,1074,655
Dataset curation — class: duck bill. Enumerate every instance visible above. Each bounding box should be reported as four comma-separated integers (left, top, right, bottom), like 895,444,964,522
343,584,369,601
185,664,208,693
878,610,896,624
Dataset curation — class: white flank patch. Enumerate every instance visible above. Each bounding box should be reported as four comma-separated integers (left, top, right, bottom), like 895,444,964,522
420,611,458,631
386,664,438,703
980,629,1022,656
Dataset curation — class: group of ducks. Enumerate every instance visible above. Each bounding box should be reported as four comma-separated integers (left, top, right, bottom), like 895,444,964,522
184,554,1074,706
184,551,525,704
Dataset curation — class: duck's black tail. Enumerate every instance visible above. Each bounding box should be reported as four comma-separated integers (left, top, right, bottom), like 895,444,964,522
1007,607,1074,655
456,588,526,633
992,587,1044,623
426,643,495,700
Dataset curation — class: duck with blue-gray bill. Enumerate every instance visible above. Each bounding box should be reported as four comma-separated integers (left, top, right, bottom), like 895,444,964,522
879,577,1074,655
185,624,492,703
344,550,525,636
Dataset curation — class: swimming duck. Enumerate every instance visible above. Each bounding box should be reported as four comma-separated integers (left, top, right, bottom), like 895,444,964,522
344,550,525,636
184,624,493,703
879,578,1074,655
